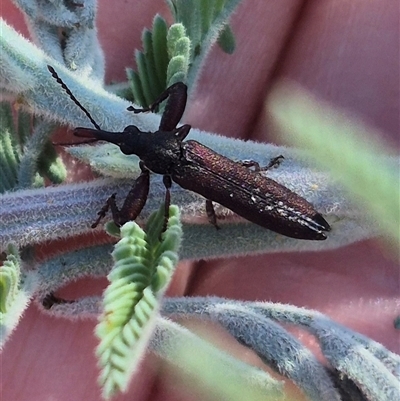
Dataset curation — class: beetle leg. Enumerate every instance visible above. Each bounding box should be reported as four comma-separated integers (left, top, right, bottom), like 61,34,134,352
91,193,116,228
173,124,191,141
260,155,285,171
206,199,220,230
162,175,172,233
52,138,99,146
42,292,74,310
92,162,150,228
117,163,150,226
240,155,284,172
240,160,261,171
127,82,188,131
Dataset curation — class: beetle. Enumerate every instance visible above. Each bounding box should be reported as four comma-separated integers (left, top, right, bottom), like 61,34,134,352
48,65,330,240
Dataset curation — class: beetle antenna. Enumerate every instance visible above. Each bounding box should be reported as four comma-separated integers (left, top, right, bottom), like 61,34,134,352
47,65,101,130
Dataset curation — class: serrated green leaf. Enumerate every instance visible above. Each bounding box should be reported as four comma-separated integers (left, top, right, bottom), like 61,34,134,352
37,141,67,184
152,15,169,87
213,0,227,16
0,140,17,191
199,0,214,33
0,103,15,137
0,103,20,191
16,109,31,146
145,205,167,246
166,55,189,85
135,50,156,106
0,272,12,314
167,23,187,59
0,245,21,313
126,68,147,107
108,263,149,281
142,29,163,96
96,205,182,398
125,1,238,106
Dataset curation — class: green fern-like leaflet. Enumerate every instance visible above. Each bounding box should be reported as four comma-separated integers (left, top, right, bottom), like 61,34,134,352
95,205,182,399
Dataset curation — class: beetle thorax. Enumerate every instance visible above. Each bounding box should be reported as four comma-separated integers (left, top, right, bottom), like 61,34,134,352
135,131,182,175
